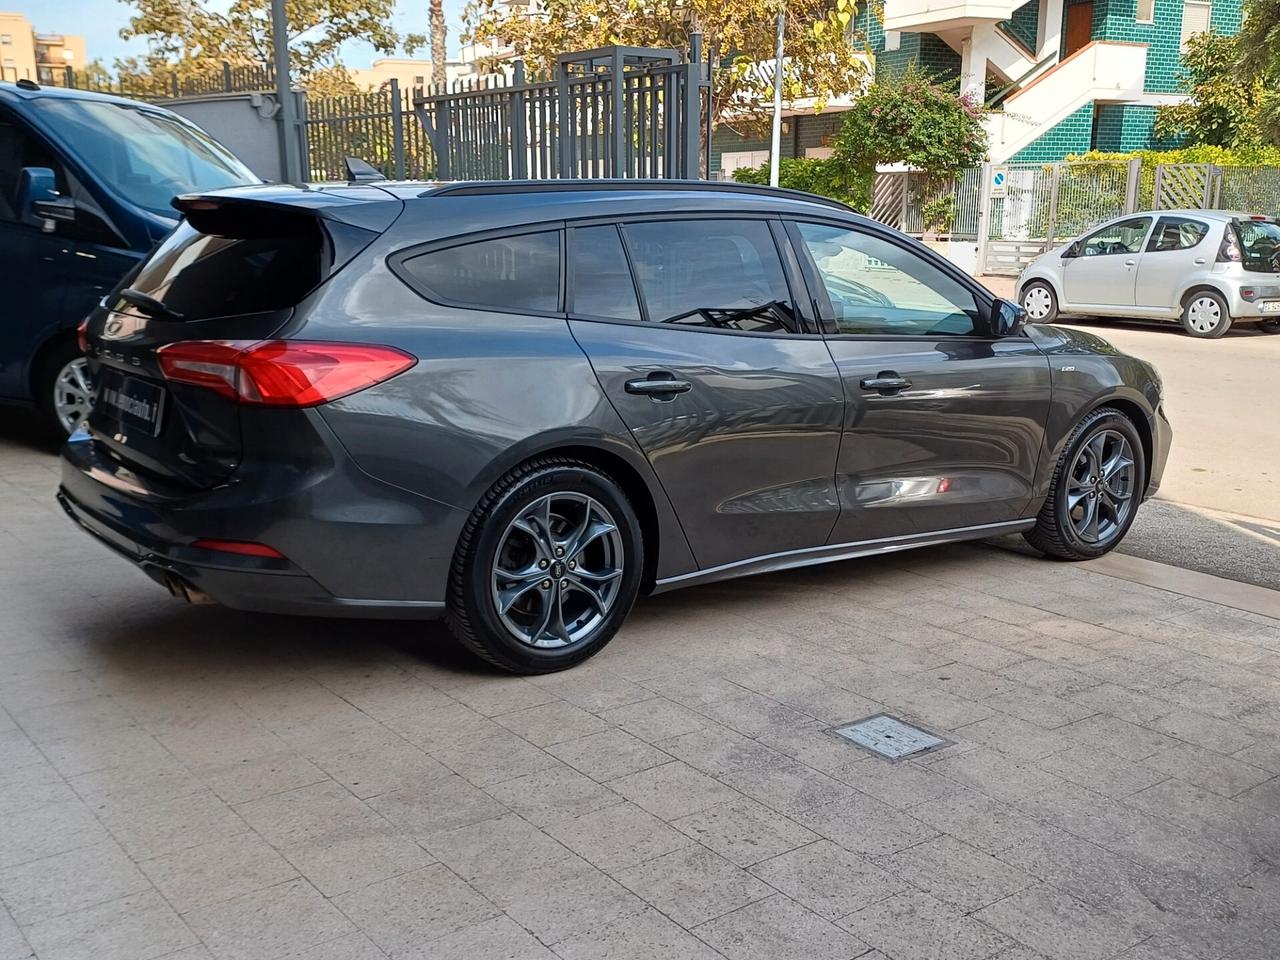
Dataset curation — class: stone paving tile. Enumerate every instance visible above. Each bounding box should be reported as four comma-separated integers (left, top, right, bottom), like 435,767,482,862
486,764,623,828
694,894,868,960
487,863,647,945
544,802,692,874
186,878,355,960
879,834,1038,912
793,790,940,857
137,833,299,914
912,789,1044,854
23,889,197,960
1143,742,1275,798
616,844,773,927
0,798,109,869
718,757,855,816
1144,711,1261,756
837,889,1017,960
925,747,1066,803
974,884,1148,960
749,839,906,920
671,797,819,867
331,865,497,955
0,841,150,927
1038,744,1169,799
551,908,723,960
609,761,739,821
546,729,671,782
1058,715,1182,761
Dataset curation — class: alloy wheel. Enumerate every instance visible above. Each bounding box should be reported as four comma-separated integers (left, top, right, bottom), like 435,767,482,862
53,357,95,435
1067,429,1136,545
1186,296,1223,334
1023,285,1053,320
490,493,625,649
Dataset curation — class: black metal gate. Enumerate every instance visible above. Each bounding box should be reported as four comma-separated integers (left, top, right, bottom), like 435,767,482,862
414,44,709,181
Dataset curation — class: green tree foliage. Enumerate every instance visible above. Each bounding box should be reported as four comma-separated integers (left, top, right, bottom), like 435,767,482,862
1238,0,1280,143
462,0,870,133
1154,32,1267,148
731,157,870,210
833,64,987,230
116,0,422,81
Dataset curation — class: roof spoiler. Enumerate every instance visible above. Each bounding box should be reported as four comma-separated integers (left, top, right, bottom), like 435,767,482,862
344,157,386,184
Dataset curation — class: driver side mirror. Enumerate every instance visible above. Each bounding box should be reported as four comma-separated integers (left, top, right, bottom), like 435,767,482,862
16,166,75,232
1063,240,1081,259
989,298,1027,337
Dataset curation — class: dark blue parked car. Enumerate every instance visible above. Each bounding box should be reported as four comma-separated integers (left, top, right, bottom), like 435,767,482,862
0,80,257,435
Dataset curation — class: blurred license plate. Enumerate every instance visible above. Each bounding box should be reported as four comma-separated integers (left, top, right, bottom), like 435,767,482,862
99,373,165,437
1260,301,1280,313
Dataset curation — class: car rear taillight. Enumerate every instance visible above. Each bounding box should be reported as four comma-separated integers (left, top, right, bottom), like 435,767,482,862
156,340,416,407
77,318,90,353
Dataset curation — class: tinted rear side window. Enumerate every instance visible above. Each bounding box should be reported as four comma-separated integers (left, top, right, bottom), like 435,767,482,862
128,218,325,321
621,219,800,333
400,231,561,312
569,225,640,321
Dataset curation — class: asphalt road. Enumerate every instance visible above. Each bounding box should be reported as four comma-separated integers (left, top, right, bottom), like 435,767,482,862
982,275,1280,589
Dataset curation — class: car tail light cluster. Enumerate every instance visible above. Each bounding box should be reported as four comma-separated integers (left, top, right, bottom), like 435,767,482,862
156,340,416,407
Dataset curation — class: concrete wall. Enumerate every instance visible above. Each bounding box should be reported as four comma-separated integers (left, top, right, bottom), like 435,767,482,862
161,92,305,183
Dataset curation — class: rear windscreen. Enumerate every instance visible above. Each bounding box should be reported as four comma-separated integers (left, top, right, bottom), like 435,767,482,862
126,211,329,321
1235,220,1280,272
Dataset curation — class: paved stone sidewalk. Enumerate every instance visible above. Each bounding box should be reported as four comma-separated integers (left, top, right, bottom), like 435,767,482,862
2,435,1279,960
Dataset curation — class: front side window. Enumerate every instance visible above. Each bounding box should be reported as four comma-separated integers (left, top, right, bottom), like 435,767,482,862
1147,216,1209,252
569,224,640,321
796,222,982,336
400,230,561,313
1080,217,1152,257
621,219,800,333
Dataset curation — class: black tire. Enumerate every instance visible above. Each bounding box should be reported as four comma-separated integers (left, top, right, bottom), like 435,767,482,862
1180,290,1231,338
37,338,94,439
1024,406,1146,561
446,457,644,674
1020,280,1059,324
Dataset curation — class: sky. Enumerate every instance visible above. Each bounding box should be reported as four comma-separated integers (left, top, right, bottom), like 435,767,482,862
15,0,470,70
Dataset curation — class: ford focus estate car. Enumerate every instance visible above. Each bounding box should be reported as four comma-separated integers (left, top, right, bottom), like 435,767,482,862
1018,210,1280,339
60,180,1170,673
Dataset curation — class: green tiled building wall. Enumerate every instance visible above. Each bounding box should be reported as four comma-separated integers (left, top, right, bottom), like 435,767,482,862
709,112,845,176
1090,0,1243,94
855,8,962,81
1010,103,1096,161
1001,1,1041,51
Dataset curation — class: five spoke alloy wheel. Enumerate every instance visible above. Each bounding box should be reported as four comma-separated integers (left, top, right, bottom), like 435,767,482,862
1025,406,1145,561
1065,429,1135,545
491,493,624,649
447,457,643,674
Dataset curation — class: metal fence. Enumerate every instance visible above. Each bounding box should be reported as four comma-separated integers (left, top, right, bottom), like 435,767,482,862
414,46,709,181
304,80,435,181
55,61,277,101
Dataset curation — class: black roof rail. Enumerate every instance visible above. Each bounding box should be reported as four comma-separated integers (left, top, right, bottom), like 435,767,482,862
420,179,855,213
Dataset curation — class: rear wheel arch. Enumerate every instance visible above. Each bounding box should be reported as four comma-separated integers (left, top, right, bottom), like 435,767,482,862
1179,282,1231,312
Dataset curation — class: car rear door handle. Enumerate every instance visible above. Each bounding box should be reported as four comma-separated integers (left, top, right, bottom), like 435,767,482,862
625,373,692,398
860,373,912,396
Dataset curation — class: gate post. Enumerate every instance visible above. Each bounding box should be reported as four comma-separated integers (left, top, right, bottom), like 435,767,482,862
511,60,528,179
976,161,993,275
1124,157,1141,214
389,79,406,180
1046,162,1062,243
682,34,705,179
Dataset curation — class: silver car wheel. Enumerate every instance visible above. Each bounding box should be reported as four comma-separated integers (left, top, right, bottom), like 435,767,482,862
1186,295,1223,334
53,357,95,435
1023,285,1053,320
1067,429,1135,545
491,493,624,649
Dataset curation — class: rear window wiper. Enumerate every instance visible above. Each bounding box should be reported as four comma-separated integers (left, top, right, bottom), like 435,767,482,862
117,288,186,322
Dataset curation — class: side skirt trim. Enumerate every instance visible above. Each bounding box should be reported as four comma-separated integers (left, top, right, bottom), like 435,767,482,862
650,519,1036,594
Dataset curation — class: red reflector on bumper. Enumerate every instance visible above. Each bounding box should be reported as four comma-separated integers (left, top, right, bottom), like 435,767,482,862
191,539,286,559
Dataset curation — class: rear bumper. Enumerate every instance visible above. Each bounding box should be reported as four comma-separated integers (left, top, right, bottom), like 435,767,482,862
57,422,464,619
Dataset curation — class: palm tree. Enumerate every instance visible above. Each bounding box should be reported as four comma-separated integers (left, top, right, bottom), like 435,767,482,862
430,0,447,88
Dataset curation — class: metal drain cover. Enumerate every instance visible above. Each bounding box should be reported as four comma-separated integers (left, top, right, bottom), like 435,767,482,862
833,714,948,760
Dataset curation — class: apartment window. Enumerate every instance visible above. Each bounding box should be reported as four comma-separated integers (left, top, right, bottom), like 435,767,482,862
3,59,14,69
1181,0,1212,50
884,30,901,52
1136,0,1155,22
0,35,11,45
414,75,425,84
62,49,75,62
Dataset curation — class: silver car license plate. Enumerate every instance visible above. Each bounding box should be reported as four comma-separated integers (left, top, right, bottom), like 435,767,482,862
1261,301,1280,314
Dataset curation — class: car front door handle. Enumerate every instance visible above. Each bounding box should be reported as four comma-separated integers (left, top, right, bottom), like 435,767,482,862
1124,259,1137,267
625,374,692,398
860,374,912,396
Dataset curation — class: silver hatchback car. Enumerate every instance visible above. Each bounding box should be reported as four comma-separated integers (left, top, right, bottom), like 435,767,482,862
1018,210,1280,338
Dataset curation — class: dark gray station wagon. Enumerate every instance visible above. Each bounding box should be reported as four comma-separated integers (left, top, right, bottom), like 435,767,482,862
61,180,1171,673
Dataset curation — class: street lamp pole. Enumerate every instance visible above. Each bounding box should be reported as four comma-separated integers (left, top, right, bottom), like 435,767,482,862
768,4,785,188
271,0,302,182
